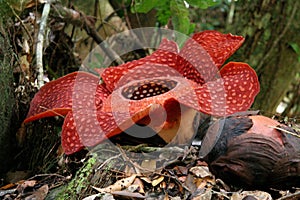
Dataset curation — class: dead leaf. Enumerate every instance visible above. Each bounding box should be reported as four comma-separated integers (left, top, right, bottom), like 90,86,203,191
140,176,151,184
173,166,188,175
151,176,164,187
189,166,213,178
0,183,17,190
129,178,145,193
184,174,197,192
192,188,212,200
194,178,207,189
167,182,175,190
178,176,186,182
111,191,145,199
231,190,272,200
92,174,136,193
24,184,49,200
17,180,37,193
141,159,157,171
160,181,166,189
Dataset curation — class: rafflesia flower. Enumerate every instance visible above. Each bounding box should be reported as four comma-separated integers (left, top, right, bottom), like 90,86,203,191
24,30,260,155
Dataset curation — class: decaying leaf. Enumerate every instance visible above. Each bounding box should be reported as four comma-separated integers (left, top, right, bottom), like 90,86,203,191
111,191,146,199
189,166,213,178
16,180,37,193
141,159,157,171
192,188,212,200
151,176,164,187
129,178,145,193
24,184,49,200
231,190,272,200
92,174,136,193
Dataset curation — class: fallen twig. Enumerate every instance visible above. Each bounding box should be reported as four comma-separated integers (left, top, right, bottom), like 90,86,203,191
268,125,300,138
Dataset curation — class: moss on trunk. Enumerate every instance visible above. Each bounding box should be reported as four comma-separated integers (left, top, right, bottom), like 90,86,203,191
0,19,15,173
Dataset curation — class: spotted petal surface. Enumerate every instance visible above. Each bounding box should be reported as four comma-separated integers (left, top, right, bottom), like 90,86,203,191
24,72,100,123
24,30,260,155
190,30,245,68
178,30,245,84
193,62,260,115
101,38,179,92
61,112,84,154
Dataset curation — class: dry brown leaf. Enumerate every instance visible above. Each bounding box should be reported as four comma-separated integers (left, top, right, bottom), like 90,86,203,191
140,176,151,184
82,194,102,200
189,166,213,178
192,188,212,200
163,193,169,200
17,180,37,193
184,174,197,192
151,176,164,187
231,190,272,200
141,159,157,171
92,174,136,193
111,191,146,199
24,185,49,200
167,182,175,190
194,178,207,189
129,178,145,193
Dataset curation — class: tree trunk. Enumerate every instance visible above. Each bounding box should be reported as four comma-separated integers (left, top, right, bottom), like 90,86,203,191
226,0,300,115
0,19,15,174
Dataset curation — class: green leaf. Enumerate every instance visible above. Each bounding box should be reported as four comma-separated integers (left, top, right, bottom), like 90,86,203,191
131,0,160,13
290,43,300,63
290,43,300,55
156,0,171,25
186,0,221,9
170,0,191,35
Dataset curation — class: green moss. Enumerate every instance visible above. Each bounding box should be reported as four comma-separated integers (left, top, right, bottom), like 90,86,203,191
57,155,97,200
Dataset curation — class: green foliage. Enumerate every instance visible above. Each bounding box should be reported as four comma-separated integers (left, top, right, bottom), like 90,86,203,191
290,43,300,63
156,0,172,25
186,0,221,9
0,0,11,18
131,0,160,13
131,0,220,35
170,0,192,35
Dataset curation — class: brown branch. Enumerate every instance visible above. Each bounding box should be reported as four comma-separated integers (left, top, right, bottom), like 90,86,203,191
52,4,124,65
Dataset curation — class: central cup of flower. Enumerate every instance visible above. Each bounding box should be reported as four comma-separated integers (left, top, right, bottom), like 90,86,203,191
121,78,178,100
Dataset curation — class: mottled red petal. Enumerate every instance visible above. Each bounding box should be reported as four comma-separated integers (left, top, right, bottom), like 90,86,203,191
116,63,183,89
190,30,245,68
76,105,157,147
219,62,260,112
178,30,245,85
24,72,97,123
101,38,179,92
178,37,217,84
192,62,259,116
23,71,111,154
71,72,110,149
61,112,85,154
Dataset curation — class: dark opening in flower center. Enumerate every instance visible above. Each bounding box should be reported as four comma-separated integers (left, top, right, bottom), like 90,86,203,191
122,79,178,100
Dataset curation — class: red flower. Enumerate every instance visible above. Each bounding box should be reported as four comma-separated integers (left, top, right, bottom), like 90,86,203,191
24,30,260,154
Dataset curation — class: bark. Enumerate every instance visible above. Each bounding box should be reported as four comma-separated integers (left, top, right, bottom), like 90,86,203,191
226,0,300,115
0,19,15,173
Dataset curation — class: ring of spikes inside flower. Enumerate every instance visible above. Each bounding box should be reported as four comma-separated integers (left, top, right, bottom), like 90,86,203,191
121,79,178,100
